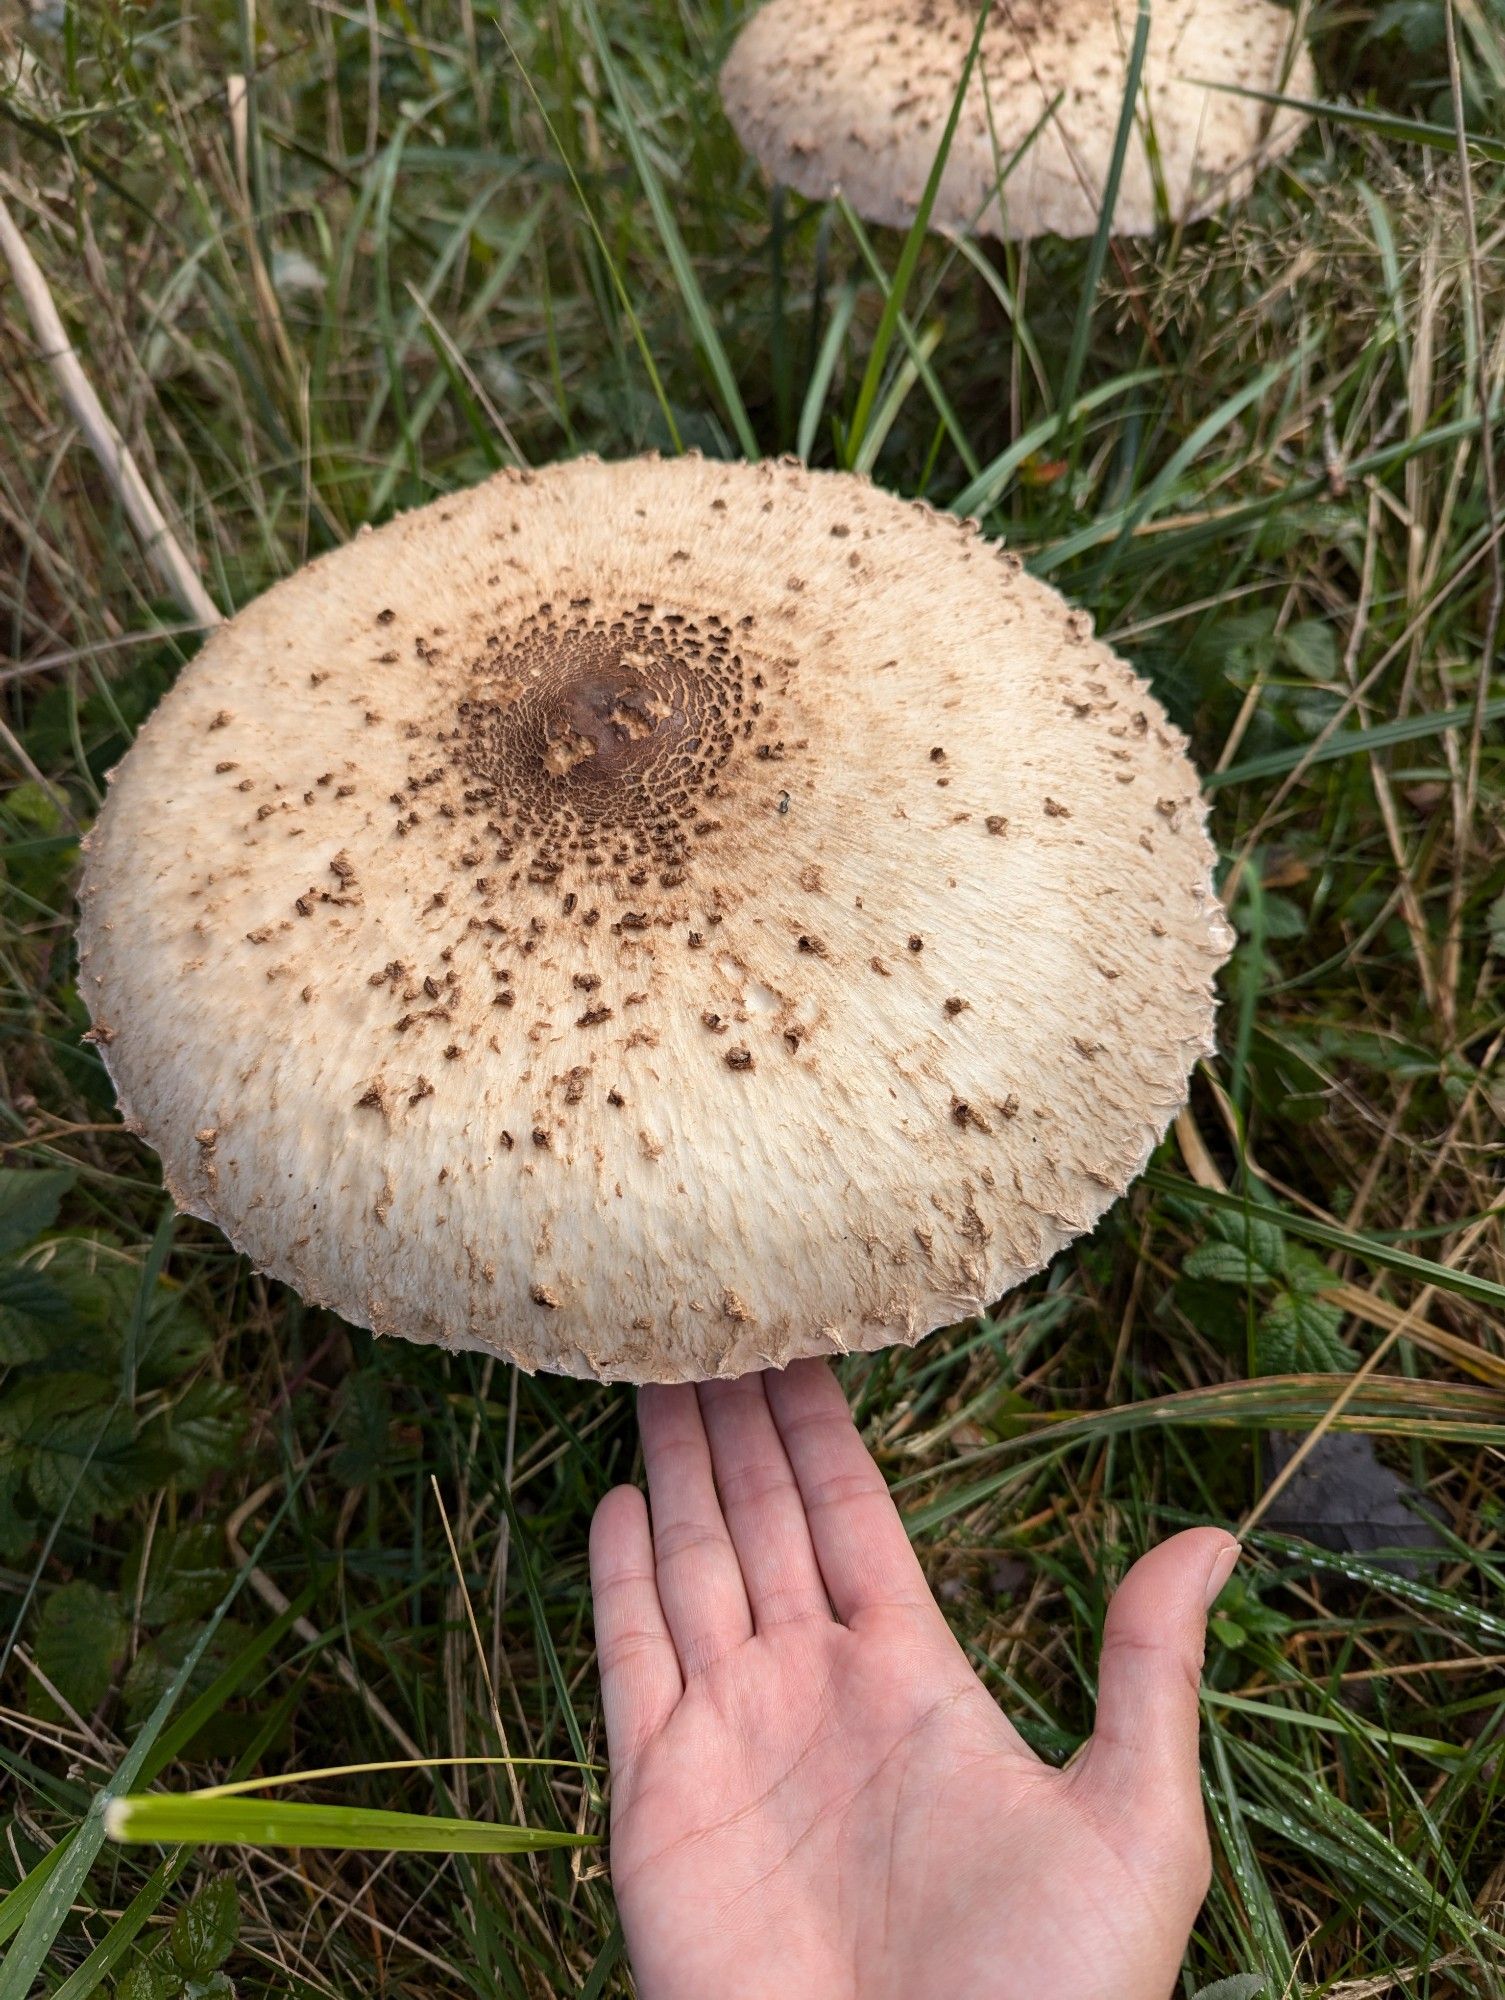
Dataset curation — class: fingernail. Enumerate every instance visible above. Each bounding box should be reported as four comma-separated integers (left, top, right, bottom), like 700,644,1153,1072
1203,1538,1242,1609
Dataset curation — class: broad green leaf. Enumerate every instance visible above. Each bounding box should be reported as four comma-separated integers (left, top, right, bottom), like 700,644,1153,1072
1158,1159,1505,1315
0,1168,75,1258
1281,619,1340,681
1283,1242,1337,1297
0,1292,64,1366
1259,1292,1354,1375
122,1620,254,1738
150,1379,246,1485
1488,887,1505,957
1183,1243,1266,1288
168,1871,238,1978
114,1961,172,2000
30,1580,128,1722
1259,893,1308,941
0,1261,74,1324
0,1235,210,1380
127,1521,234,1627
1200,1208,1286,1285
0,1373,147,1519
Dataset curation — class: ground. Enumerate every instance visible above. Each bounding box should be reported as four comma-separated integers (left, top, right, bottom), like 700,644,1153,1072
1,1,1503,1994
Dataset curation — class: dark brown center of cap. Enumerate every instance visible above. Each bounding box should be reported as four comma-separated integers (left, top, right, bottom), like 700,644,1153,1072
419,600,775,898
538,666,684,783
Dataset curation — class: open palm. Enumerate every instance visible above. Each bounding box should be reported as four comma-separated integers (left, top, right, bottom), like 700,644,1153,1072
589,1361,1238,2000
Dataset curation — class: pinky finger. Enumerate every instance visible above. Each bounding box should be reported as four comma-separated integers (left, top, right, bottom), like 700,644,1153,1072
589,1485,683,1773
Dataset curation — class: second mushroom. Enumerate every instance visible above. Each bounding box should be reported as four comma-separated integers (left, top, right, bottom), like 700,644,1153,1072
721,0,1315,239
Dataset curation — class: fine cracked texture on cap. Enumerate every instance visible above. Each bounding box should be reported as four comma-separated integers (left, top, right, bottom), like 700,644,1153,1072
78,455,1232,1382
720,0,1314,239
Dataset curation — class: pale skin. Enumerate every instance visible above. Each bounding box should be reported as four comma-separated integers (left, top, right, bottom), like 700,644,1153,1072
589,1360,1240,2000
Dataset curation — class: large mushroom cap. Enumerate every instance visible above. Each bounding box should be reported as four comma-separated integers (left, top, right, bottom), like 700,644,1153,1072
78,456,1231,1383
721,0,1314,240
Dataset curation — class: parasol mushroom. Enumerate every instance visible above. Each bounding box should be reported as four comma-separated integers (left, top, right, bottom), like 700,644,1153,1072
720,0,1315,239
78,455,1232,1382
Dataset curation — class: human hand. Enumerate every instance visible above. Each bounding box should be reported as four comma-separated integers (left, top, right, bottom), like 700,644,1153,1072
588,1360,1238,2000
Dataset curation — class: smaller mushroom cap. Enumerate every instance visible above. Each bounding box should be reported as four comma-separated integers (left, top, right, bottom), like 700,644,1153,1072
721,0,1315,239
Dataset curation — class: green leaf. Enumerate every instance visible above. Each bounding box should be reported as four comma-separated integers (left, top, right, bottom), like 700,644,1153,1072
168,1873,238,1978
150,1380,246,1485
0,1261,75,1323
0,1373,147,1519
121,1620,253,1740
182,1975,233,2000
1282,1242,1337,1297
1281,619,1340,681
1145,1171,1505,1314
31,1579,129,1721
0,1286,67,1366
1193,1207,1287,1287
1258,1292,1355,1375
0,1169,76,1257
1488,887,1505,957
127,1522,233,1628
0,1444,33,1561
1183,1242,1266,1288
843,0,994,465
1260,893,1308,942
114,1960,173,2000
0,1235,209,1381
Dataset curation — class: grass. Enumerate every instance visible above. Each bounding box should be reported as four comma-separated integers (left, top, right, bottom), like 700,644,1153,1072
1,0,1504,1993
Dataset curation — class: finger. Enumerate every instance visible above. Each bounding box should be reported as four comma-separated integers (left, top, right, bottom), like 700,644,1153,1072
697,1376,831,1630
589,1486,682,1771
637,1383,753,1674
1077,1528,1239,1831
763,1359,938,1626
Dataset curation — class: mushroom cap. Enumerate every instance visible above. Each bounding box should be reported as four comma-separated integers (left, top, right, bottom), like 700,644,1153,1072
78,455,1231,1383
720,0,1314,240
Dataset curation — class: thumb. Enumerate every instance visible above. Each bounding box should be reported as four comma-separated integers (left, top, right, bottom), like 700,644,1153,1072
1078,1527,1239,1820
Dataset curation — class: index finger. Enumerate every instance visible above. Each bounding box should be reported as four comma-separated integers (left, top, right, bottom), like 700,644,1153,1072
763,1360,937,1627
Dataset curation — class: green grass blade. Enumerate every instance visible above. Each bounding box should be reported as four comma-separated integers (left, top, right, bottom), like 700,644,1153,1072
496,18,682,454
0,1472,315,1999
901,1375,1505,1531
1207,695,1505,789
797,279,859,464
47,1848,194,2000
579,1917,625,2000
1207,83,1505,165
1143,1171,1505,1311
1055,0,1151,439
952,369,1163,516
104,1795,593,1854
1037,342,1310,575
844,0,992,466
836,197,979,480
576,0,758,458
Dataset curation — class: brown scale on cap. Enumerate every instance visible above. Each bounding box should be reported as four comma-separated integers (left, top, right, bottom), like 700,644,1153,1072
77,453,1231,1386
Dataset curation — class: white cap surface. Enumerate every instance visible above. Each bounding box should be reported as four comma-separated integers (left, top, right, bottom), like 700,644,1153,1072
79,456,1231,1382
721,0,1314,238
